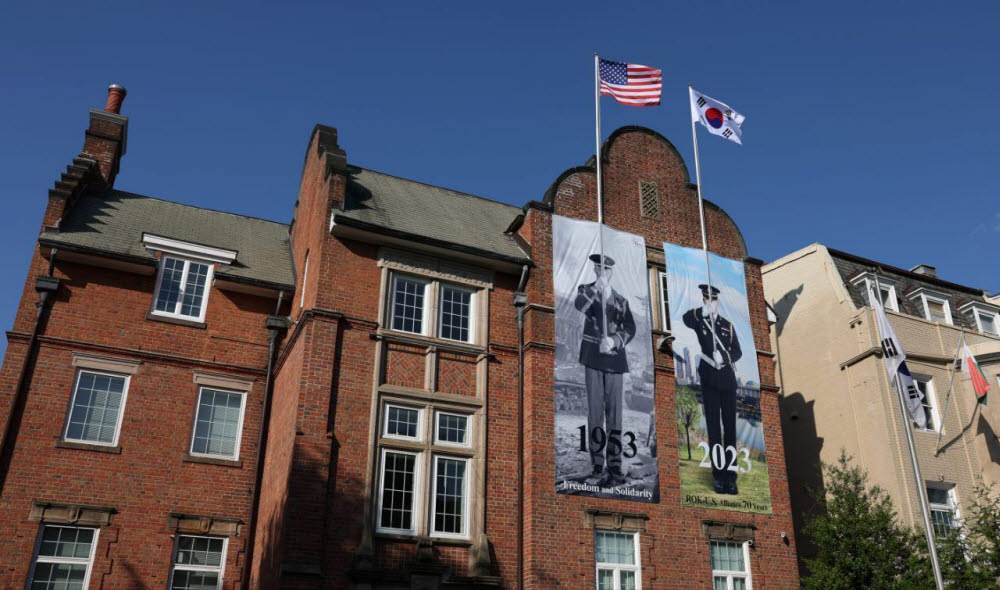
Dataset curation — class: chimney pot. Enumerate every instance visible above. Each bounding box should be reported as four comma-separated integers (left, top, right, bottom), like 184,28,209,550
104,84,127,114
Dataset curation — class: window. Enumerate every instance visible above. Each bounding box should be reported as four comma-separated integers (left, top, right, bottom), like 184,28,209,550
908,288,953,325
710,540,752,590
299,251,309,309
658,270,670,331
927,485,959,538
852,274,899,313
973,307,1000,335
152,256,213,321
595,531,641,590
376,401,475,538
28,525,98,590
63,370,128,446
925,299,949,323
386,272,480,344
913,376,939,432
169,535,227,590
439,285,474,343
189,387,246,460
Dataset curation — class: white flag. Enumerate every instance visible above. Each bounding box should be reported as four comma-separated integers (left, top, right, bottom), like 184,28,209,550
871,287,927,428
690,87,746,145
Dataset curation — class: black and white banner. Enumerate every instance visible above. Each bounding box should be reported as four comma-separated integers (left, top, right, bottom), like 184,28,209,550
553,215,659,502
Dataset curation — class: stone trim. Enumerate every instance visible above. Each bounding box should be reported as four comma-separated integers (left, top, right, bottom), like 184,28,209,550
701,520,756,543
193,372,254,392
72,352,141,375
183,453,243,468
167,512,242,536
56,440,122,454
584,509,649,533
145,312,207,329
378,247,494,289
30,501,115,527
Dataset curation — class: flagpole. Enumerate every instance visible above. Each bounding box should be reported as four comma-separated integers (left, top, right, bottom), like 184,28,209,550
594,53,608,342
935,328,966,455
873,275,944,590
689,85,717,358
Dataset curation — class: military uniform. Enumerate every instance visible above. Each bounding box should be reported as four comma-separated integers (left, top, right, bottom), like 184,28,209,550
574,255,636,476
683,285,742,494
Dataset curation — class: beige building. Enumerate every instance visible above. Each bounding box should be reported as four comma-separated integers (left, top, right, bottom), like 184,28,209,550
762,243,1000,563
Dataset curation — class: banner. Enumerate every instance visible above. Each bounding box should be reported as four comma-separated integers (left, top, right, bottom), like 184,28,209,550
553,215,659,502
664,243,771,514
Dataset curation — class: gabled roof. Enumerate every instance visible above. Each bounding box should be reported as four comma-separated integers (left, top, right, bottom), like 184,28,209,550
39,190,295,289
828,247,987,330
334,167,529,264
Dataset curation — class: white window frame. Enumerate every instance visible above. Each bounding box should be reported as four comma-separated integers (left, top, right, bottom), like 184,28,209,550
62,369,130,447
438,283,476,344
382,404,425,442
912,374,941,433
658,270,670,332
27,525,99,590
150,255,215,323
299,251,309,309
167,534,228,590
434,410,471,448
188,386,247,460
594,530,642,590
376,447,423,536
389,274,432,336
960,302,1000,336
920,294,953,325
429,454,472,539
710,540,753,590
851,274,899,312
927,483,960,538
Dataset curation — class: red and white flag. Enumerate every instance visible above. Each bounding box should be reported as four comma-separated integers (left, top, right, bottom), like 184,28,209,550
963,343,990,404
599,59,662,106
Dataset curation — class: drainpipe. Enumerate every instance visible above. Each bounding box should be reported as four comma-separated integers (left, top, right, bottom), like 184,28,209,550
0,250,61,497
241,292,290,590
513,264,529,590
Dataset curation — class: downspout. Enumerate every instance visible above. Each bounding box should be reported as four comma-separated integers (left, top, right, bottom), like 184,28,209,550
241,291,290,590
513,264,529,590
0,249,61,497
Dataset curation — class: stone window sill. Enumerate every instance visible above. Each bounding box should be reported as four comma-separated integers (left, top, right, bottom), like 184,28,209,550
183,453,242,468
56,440,122,454
374,532,472,547
145,312,207,329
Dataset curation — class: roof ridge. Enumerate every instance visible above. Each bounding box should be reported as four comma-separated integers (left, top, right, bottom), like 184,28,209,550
352,166,521,211
97,189,290,227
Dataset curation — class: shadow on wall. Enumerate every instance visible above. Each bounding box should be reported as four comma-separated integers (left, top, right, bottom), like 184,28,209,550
977,414,1000,464
772,284,804,338
779,392,824,579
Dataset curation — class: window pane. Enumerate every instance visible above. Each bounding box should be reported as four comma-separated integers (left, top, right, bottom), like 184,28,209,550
981,313,997,335
391,277,425,334
440,286,472,342
710,541,746,572
621,570,637,590
595,531,635,565
434,457,467,534
379,452,416,531
66,372,126,444
176,536,224,567
30,562,87,590
597,569,615,590
931,508,955,537
155,257,185,313
38,526,94,559
659,272,670,331
436,413,468,445
179,262,210,318
927,300,947,322
733,578,748,590
713,576,729,590
190,389,243,458
170,569,221,590
385,406,419,438
916,380,935,430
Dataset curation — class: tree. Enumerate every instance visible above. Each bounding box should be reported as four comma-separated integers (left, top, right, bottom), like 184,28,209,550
936,480,1000,590
675,386,701,461
802,450,932,590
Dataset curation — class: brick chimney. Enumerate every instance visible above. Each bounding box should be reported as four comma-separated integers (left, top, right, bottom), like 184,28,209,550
43,85,130,230
910,264,937,278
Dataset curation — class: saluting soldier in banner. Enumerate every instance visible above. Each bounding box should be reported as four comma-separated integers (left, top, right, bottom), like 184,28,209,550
574,253,637,483
683,284,742,494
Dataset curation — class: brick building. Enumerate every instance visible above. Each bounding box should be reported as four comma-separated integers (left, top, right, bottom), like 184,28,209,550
0,87,800,589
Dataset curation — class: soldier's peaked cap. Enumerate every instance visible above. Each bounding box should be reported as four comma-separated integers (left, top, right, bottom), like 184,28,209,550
698,284,721,299
588,254,616,267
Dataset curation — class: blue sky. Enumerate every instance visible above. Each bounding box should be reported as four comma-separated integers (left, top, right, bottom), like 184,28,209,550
2,1,998,354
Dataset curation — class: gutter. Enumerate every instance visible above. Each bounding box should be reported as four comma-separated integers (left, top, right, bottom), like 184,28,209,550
512,264,529,590
0,251,62,496
241,294,290,590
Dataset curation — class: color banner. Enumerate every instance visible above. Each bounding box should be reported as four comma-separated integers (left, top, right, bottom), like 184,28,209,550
664,242,771,514
553,215,658,502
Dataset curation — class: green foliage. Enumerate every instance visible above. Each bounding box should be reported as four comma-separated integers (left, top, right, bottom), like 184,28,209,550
936,480,1000,589
802,450,932,590
675,386,701,461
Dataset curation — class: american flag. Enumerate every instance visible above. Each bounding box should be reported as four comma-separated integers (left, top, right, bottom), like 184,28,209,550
599,59,662,106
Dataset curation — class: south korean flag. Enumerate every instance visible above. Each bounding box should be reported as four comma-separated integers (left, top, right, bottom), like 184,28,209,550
690,87,746,145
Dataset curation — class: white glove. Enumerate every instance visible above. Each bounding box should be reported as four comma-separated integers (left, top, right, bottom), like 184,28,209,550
600,336,616,354
713,350,724,366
